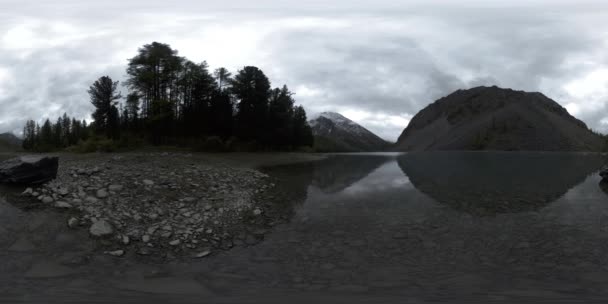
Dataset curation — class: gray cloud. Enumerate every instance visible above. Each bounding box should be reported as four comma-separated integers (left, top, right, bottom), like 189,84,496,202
1,1,608,141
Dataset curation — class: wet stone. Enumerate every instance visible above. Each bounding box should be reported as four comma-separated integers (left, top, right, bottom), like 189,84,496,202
67,217,79,228
194,250,211,258
106,250,125,257
108,184,123,192
96,189,109,199
54,201,72,209
89,220,114,237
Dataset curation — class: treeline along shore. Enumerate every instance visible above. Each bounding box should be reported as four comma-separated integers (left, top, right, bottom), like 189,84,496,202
22,42,314,153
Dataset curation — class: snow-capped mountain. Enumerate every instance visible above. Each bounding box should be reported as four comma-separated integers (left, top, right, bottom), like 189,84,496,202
309,112,390,152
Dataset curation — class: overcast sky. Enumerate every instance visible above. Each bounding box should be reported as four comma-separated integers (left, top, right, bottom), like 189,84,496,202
1,0,608,141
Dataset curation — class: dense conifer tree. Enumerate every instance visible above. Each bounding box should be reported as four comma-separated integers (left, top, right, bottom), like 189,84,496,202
231,66,271,143
23,42,314,151
88,76,121,137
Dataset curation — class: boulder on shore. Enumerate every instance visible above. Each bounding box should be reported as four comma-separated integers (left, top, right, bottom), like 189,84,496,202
601,166,608,180
0,156,59,184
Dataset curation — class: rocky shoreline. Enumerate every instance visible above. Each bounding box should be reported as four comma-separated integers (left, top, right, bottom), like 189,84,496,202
17,152,294,261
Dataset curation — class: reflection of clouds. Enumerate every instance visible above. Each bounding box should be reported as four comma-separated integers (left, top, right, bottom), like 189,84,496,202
297,158,440,226
342,162,412,196
311,155,391,194
296,154,608,233
541,174,608,230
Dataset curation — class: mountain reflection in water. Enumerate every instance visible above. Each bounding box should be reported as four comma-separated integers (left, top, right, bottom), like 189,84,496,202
310,154,391,193
270,152,607,218
398,152,606,215
600,180,608,195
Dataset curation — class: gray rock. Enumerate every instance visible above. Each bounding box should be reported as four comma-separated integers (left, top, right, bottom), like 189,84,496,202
85,196,99,204
41,196,54,204
57,187,69,196
169,239,181,246
142,235,151,243
54,201,72,209
194,250,211,258
67,217,79,228
108,184,123,192
0,156,59,184
106,250,125,257
143,179,154,186
136,247,152,255
253,208,263,216
22,188,33,196
89,220,114,237
96,189,109,198
147,226,158,235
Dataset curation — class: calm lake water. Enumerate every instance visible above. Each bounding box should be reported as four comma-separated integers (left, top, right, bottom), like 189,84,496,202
270,151,608,223
2,152,608,303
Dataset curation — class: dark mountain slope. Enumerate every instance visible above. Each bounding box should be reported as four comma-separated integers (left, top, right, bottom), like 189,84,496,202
0,133,21,152
396,86,605,151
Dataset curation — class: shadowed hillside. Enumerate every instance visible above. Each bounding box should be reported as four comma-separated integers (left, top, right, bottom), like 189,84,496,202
396,86,605,151
0,133,21,152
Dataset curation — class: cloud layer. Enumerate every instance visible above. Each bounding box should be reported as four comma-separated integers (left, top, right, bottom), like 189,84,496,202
1,0,608,141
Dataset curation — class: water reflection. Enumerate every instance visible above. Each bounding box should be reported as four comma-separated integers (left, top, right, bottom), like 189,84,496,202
310,154,391,193
600,180,608,195
398,152,606,215
268,152,607,219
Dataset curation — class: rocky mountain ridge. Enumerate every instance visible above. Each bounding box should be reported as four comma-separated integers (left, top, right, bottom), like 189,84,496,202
396,86,605,151
310,112,389,152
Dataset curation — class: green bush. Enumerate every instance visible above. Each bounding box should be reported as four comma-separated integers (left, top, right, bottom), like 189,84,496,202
117,135,145,149
96,138,117,152
224,136,239,152
33,144,56,153
194,136,226,152
221,137,261,152
296,145,314,153
68,137,117,153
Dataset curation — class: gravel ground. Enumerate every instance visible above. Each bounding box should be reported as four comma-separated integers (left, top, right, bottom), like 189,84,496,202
11,152,324,261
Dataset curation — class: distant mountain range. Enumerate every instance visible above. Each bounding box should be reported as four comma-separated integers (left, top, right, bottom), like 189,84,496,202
309,112,390,152
0,133,21,152
395,86,606,151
